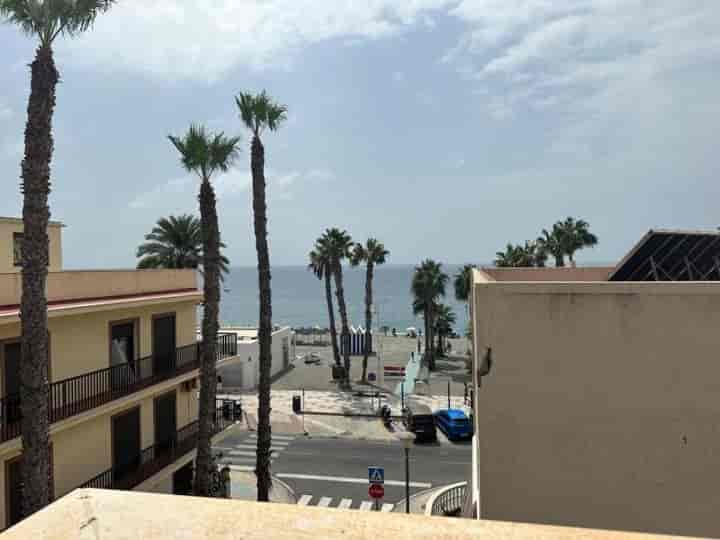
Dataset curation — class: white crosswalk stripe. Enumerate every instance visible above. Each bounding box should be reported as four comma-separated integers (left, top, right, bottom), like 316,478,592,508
248,434,296,442
296,495,394,513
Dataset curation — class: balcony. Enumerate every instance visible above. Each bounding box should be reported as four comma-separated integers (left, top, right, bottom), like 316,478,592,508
0,334,237,443
79,406,232,492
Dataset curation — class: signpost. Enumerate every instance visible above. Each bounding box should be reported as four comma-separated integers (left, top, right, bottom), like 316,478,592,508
368,466,385,510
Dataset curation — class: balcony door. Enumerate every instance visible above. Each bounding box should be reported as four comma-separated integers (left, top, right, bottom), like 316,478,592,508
110,322,136,392
152,315,176,375
154,391,177,456
112,407,141,486
2,342,21,424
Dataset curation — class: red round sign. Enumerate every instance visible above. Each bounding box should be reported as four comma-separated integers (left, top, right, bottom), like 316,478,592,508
369,483,385,499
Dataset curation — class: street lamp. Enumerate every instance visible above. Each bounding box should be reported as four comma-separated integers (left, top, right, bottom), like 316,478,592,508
396,431,415,514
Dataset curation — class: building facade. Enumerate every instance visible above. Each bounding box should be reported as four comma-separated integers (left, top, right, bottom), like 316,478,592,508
0,219,238,529
469,260,720,538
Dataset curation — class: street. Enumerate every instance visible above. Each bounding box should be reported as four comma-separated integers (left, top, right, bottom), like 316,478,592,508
215,429,471,511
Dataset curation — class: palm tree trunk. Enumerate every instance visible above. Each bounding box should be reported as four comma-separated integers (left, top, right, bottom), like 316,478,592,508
20,44,57,519
324,272,340,366
251,134,273,502
426,307,435,371
333,263,351,387
362,262,373,382
423,307,432,370
194,178,220,497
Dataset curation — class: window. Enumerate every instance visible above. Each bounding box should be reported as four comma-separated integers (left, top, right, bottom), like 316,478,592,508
12,233,22,266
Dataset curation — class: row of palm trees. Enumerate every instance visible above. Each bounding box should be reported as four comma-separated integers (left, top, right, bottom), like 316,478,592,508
167,92,286,502
308,230,389,386
495,217,599,268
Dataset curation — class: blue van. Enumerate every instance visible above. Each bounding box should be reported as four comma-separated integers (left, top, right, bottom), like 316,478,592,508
434,409,473,441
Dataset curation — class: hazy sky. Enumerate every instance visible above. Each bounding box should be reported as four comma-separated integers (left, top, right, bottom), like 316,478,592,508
1,1,719,268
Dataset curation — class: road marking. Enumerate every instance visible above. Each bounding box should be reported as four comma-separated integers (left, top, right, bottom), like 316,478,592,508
381,504,394,512
238,441,290,448
248,434,296,441
298,495,313,506
226,464,254,471
275,473,431,488
228,445,285,452
318,497,332,508
359,502,373,511
338,498,352,509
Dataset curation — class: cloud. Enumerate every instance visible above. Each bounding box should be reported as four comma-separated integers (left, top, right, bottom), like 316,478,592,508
63,0,453,82
130,168,330,209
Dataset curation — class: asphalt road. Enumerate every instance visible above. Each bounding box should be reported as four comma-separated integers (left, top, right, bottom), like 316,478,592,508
216,430,471,510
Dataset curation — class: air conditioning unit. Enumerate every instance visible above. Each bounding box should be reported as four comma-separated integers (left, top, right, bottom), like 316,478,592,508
182,378,198,392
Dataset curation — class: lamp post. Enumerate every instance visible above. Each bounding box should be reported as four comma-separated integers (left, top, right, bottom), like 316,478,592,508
396,432,414,514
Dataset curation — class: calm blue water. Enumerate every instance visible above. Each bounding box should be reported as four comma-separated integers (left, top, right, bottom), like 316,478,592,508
218,265,470,333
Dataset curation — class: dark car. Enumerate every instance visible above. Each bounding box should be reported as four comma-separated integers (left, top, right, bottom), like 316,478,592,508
402,403,437,442
434,408,473,441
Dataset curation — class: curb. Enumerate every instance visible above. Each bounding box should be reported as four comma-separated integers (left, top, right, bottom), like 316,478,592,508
392,485,438,514
271,475,297,504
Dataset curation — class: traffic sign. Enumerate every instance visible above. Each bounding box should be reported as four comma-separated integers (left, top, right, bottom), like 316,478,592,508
368,466,384,484
369,483,385,499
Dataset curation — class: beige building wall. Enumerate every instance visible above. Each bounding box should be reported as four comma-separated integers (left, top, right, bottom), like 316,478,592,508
472,275,720,538
0,218,63,273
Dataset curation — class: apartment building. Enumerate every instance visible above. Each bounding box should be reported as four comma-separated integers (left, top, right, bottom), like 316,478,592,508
0,217,239,529
468,230,720,538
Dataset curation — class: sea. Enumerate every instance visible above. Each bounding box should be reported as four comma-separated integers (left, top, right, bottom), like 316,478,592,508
218,265,471,333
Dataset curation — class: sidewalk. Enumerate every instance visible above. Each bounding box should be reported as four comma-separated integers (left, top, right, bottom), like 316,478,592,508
228,471,296,504
392,486,438,514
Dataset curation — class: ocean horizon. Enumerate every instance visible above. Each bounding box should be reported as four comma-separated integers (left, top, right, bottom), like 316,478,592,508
218,264,474,333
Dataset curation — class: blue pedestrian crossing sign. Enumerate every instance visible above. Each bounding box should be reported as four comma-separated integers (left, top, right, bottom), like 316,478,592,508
368,466,384,484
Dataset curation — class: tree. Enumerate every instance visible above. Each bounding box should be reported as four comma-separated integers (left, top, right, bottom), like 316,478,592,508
350,238,389,382
554,217,598,266
411,260,448,371
537,227,566,267
322,228,354,386
168,125,240,496
453,264,475,303
136,214,230,277
236,90,287,502
308,240,340,366
495,243,535,267
434,304,456,356
0,0,115,519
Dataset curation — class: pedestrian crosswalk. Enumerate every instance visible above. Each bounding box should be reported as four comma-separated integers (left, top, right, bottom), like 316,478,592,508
215,433,297,471
297,494,394,512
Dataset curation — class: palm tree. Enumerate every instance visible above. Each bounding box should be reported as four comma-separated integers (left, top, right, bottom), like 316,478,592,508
554,217,598,266
434,304,456,356
453,264,475,303
168,125,240,496
322,228,354,386
0,0,114,519
308,241,340,367
236,90,287,502
537,226,566,267
350,238,389,382
136,214,230,277
411,260,448,371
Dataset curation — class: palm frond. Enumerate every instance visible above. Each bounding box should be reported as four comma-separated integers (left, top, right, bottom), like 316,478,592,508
235,90,287,136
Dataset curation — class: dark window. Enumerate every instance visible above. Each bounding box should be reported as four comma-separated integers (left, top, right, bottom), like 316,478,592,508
12,233,22,267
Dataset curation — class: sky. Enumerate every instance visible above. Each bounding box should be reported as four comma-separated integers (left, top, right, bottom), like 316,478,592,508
1,1,719,269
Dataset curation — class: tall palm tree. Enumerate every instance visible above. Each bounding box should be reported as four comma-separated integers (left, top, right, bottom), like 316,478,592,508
434,304,456,356
0,0,114,518
350,238,389,382
136,214,230,277
555,217,598,266
411,260,448,371
323,228,354,386
236,90,287,502
168,125,240,496
453,264,475,303
308,240,340,366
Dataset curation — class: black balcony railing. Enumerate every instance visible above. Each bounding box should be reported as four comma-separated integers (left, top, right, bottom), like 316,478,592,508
0,334,237,443
80,406,232,492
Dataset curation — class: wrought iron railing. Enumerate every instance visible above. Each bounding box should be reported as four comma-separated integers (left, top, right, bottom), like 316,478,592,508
430,482,467,517
80,406,231,491
0,333,237,443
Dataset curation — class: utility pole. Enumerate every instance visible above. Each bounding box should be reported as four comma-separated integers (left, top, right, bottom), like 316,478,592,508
447,379,451,410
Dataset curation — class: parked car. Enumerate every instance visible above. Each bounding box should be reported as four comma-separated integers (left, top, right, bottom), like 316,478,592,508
402,403,437,442
434,409,473,441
